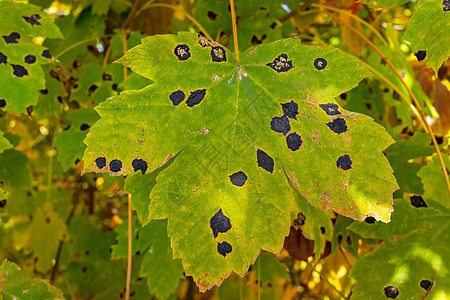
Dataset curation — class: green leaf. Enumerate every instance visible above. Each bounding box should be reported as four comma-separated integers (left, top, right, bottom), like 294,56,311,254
83,32,397,290
0,259,65,300
252,251,290,284
0,130,13,154
0,149,31,189
0,1,62,114
350,195,450,299
404,0,450,73
26,205,67,273
418,155,450,207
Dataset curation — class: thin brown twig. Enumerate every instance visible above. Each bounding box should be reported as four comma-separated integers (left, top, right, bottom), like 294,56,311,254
229,0,239,63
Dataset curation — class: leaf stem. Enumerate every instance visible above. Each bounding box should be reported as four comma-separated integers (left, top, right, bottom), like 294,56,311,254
125,194,132,300
136,3,213,41
229,0,239,63
55,34,113,60
342,20,450,204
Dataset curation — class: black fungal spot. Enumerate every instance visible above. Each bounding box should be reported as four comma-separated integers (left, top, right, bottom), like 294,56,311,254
383,88,390,93
174,44,191,60
381,59,387,66
393,90,400,100
336,155,352,171
96,157,107,169
443,0,450,11
132,159,148,174
0,99,6,108
210,208,232,238
346,235,352,245
102,73,112,81
293,213,306,226
0,52,7,64
281,101,299,119
326,118,348,134
229,171,247,187
110,159,122,172
186,89,207,107
211,46,227,62
286,132,302,151
337,234,342,244
384,286,399,299
314,58,327,70
257,149,274,173
207,10,218,21
319,103,340,115
320,227,325,234
24,55,36,64
415,50,427,62
420,280,432,291
75,158,80,165
112,83,118,92
169,90,185,106
270,22,277,29
0,199,6,208
251,34,267,45
365,216,376,224
88,84,98,95
22,14,42,26
266,53,293,73
80,123,90,131
26,105,33,116
270,116,290,135
2,32,20,44
365,102,372,110
410,195,428,208
198,34,212,47
11,64,28,77
217,241,232,257
41,49,51,59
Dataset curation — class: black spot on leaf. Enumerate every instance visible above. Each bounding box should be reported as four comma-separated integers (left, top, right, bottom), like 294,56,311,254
314,58,327,70
132,159,148,174
281,101,299,119
337,234,342,244
336,155,352,170
346,235,352,245
339,93,347,100
174,44,191,60
2,32,20,44
217,241,232,257
186,89,206,107
11,64,28,77
110,159,122,172
0,52,7,64
198,34,212,47
286,132,302,151
384,286,399,299
257,149,274,173
319,103,340,115
410,195,428,208
211,46,227,62
24,54,36,64
365,217,376,224
320,227,325,234
41,49,51,59
169,90,185,106
80,123,90,131
270,22,277,29
266,53,293,73
207,10,218,21
251,34,267,45
420,280,432,291
112,83,118,91
415,50,427,61
270,116,290,135
293,213,306,226
381,59,387,65
39,89,48,95
0,99,6,108
88,84,98,95
26,105,33,116
96,157,106,168
102,73,112,81
443,0,450,11
326,118,348,134
229,171,247,186
393,90,400,100
0,199,6,208
23,14,42,26
75,158,80,165
210,208,232,238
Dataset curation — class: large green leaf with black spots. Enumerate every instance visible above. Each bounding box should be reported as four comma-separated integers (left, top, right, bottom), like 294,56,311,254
0,1,62,114
0,259,65,299
82,32,398,290
404,0,450,74
350,195,450,299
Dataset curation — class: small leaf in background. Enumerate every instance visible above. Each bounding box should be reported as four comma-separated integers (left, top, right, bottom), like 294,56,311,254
418,155,450,207
404,0,450,74
0,259,65,299
0,1,62,114
82,32,397,290
0,149,31,189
